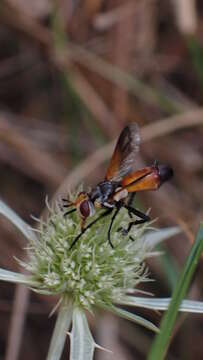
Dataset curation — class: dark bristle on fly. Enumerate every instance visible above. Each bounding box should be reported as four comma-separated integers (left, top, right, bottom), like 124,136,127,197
158,165,173,184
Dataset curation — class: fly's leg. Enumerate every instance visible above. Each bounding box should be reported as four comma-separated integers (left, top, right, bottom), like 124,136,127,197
121,205,150,236
64,208,76,217
80,218,86,231
62,198,74,208
126,193,135,219
107,203,122,248
62,197,76,216
70,209,112,249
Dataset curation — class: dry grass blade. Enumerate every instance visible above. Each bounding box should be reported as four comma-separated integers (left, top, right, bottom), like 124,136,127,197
0,116,66,187
72,69,119,137
93,1,136,30
5,285,30,360
108,0,134,125
172,0,197,35
0,2,178,111
97,313,131,360
140,108,203,141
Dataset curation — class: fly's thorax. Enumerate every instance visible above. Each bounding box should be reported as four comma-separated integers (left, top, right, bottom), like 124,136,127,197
90,181,118,204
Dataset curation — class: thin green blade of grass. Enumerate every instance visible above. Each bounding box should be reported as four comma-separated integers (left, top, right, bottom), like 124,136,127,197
187,36,203,90
148,223,203,360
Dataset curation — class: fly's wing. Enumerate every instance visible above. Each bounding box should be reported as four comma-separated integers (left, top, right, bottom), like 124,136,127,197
105,123,140,182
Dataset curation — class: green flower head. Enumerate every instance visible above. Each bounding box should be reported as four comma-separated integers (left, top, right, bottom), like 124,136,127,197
21,194,153,311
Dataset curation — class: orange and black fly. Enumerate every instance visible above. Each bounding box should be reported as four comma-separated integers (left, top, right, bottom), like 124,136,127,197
63,123,173,248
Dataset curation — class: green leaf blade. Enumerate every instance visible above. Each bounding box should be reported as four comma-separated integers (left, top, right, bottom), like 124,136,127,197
116,296,203,313
108,305,159,333
0,199,37,242
70,308,98,360
46,297,72,360
143,227,181,249
148,223,203,360
0,267,36,286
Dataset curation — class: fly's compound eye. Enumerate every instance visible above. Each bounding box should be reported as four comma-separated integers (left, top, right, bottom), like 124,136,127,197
79,200,95,218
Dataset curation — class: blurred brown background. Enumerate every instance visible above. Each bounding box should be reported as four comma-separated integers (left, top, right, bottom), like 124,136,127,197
0,0,203,359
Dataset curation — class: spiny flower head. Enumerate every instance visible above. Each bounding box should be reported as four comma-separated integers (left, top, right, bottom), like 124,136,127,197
20,193,153,311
